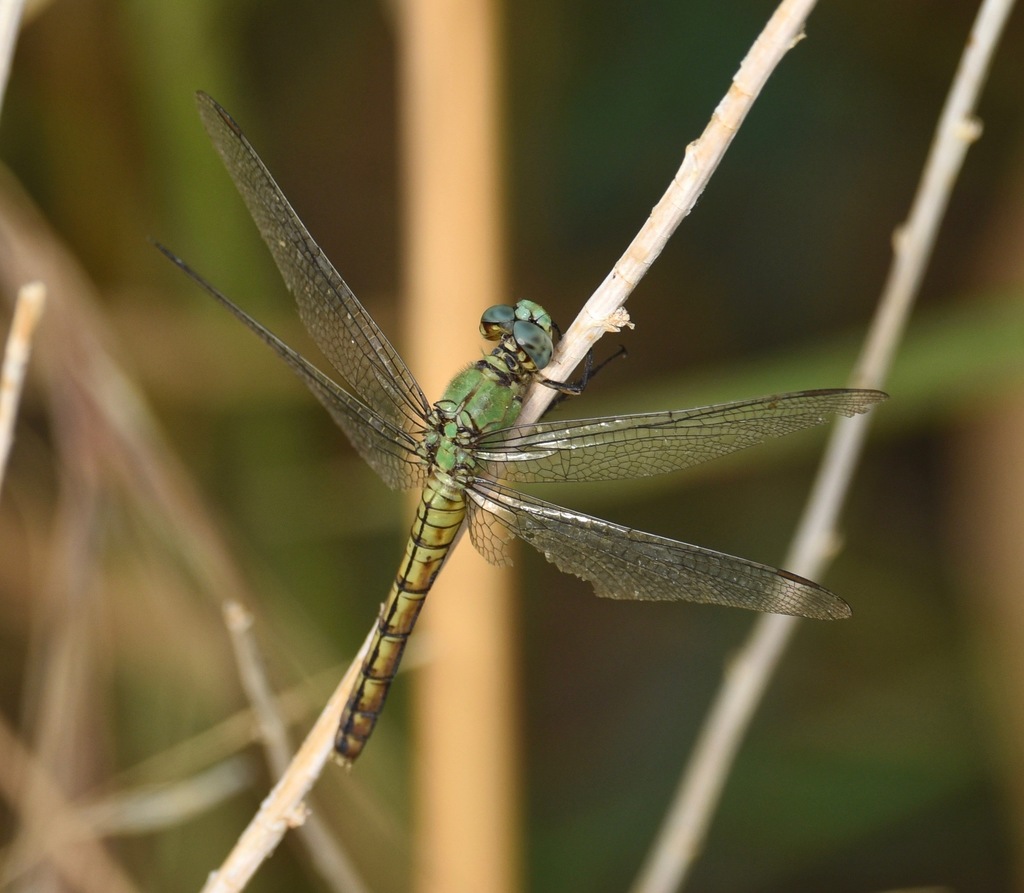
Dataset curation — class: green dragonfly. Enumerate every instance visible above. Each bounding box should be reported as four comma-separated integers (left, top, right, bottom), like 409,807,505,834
159,92,885,764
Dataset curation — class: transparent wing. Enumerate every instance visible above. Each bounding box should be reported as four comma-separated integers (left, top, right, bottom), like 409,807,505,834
196,91,430,435
466,479,850,620
475,389,885,483
157,245,426,491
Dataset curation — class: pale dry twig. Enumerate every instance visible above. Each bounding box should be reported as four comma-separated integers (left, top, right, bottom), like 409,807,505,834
222,601,369,893
0,717,142,893
631,1,1017,890
0,280,44,497
520,0,822,424
200,626,375,893
0,0,26,120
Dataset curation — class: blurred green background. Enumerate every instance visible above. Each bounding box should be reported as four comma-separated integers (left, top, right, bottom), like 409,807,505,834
1,1,1023,891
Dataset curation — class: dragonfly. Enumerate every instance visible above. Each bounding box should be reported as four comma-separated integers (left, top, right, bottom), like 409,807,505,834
158,92,886,764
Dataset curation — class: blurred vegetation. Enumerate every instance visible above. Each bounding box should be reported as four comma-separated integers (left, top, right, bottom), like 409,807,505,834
1,1,1023,892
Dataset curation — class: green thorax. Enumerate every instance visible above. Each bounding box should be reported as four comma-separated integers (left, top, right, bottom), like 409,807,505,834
419,300,556,480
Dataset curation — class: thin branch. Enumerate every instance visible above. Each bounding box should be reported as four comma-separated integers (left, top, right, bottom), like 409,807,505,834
200,626,375,893
519,0,820,424
631,1,1017,891
79,760,252,836
101,665,337,793
0,0,26,119
222,601,370,893
2,760,252,885
0,715,142,893
0,280,44,498
223,602,297,778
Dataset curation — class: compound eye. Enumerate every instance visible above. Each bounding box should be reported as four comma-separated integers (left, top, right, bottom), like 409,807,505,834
513,300,552,330
513,320,553,369
479,304,516,340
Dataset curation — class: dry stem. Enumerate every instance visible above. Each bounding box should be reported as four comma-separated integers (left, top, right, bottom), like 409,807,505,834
0,717,141,893
0,281,44,497
222,602,369,893
199,626,374,893
631,1,1017,890
519,0,821,424
0,0,26,119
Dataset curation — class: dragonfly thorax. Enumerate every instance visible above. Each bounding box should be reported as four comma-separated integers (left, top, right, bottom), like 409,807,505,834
419,341,541,481
434,356,533,438
418,404,479,481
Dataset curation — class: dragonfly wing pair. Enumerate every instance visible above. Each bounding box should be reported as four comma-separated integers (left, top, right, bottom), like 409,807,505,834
194,92,430,488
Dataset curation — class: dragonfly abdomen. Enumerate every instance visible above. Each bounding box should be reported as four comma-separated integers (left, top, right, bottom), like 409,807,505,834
335,473,468,763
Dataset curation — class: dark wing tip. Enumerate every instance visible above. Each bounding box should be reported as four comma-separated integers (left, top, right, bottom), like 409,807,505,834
857,389,890,409
195,89,219,112
194,91,245,140
775,568,853,620
816,387,889,416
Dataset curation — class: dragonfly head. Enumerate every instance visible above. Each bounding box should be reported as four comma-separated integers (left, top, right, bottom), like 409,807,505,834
479,301,555,371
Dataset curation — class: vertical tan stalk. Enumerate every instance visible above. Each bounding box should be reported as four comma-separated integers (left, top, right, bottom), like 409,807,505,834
397,2,520,893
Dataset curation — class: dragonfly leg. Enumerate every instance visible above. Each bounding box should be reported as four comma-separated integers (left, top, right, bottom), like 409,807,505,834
540,344,628,412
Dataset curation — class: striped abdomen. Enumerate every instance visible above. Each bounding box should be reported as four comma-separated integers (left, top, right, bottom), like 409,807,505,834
335,473,467,762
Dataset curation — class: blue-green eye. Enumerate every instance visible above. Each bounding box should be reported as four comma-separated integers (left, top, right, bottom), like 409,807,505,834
513,300,553,333
479,304,516,340
513,320,553,369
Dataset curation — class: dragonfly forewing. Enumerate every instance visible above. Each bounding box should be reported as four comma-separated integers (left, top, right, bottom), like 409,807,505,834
195,92,430,437
476,389,886,484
